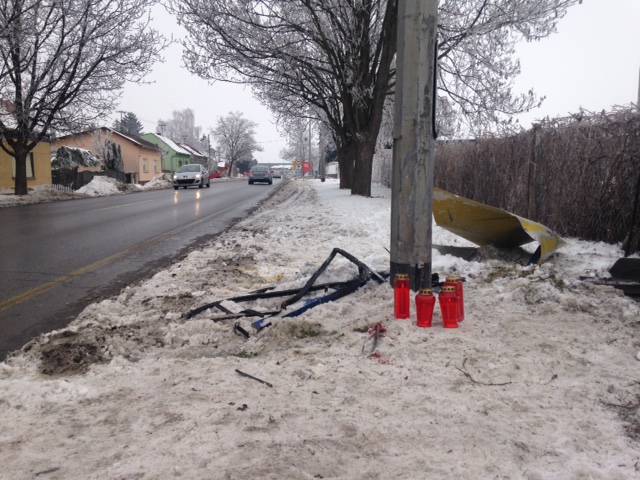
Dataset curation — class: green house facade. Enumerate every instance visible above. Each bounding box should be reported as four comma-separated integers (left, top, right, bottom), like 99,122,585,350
141,133,193,173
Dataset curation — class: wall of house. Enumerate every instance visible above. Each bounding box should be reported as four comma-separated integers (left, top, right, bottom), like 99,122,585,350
140,134,191,174
0,141,52,190
137,153,163,183
53,130,161,183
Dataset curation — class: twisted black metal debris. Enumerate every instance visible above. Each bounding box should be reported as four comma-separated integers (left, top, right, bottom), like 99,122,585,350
184,248,389,332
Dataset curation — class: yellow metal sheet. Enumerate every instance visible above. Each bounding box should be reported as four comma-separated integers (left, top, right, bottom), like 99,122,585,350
433,188,562,263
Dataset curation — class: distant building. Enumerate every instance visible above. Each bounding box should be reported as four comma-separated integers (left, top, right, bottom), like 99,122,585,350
326,161,338,178
141,133,193,174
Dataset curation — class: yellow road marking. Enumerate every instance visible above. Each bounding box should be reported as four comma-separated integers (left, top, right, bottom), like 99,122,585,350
94,199,156,212
0,201,241,314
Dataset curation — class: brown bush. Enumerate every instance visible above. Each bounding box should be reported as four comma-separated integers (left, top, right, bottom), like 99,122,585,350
434,108,640,253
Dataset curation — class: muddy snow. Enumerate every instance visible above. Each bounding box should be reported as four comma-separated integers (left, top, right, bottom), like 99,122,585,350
0,184,85,207
76,175,125,196
1,180,639,479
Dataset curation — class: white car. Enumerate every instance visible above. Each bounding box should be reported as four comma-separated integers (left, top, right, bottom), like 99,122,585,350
173,164,210,189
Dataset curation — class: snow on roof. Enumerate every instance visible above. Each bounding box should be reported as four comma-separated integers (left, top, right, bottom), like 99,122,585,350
54,127,159,151
109,128,145,147
179,144,207,158
150,134,192,156
111,130,160,151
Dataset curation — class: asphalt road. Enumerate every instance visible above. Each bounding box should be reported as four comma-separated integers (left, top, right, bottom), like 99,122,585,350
0,179,278,360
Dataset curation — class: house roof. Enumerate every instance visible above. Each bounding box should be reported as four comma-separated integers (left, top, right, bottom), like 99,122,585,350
179,143,207,159
147,133,192,156
55,127,160,152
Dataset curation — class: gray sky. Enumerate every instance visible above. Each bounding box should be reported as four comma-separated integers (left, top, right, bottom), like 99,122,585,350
514,0,640,125
115,0,640,159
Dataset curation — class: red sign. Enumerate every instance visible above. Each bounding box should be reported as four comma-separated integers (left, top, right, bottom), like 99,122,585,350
303,162,313,174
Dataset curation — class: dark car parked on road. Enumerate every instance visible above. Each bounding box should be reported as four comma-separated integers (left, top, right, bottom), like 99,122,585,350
248,165,273,185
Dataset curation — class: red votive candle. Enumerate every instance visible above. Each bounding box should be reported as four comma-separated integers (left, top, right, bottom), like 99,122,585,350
394,274,410,319
415,289,436,328
439,286,459,328
445,275,465,322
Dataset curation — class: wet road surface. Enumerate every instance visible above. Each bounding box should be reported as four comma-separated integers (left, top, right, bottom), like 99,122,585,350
0,179,277,359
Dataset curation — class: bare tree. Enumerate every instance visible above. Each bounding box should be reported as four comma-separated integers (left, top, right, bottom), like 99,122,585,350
212,111,262,177
157,108,202,147
171,0,580,196
278,117,308,173
0,0,164,195
436,0,580,135
172,0,396,196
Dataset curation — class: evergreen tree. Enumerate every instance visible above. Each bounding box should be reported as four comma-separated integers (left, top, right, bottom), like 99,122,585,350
113,112,144,137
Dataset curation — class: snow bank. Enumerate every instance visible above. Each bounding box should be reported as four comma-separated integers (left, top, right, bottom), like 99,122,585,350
1,179,639,479
0,184,85,208
76,175,122,196
141,174,172,190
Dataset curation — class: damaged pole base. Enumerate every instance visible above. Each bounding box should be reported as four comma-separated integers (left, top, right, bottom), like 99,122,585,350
390,261,433,291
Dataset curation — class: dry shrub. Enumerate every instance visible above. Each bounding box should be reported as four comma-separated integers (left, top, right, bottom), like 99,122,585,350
434,107,640,252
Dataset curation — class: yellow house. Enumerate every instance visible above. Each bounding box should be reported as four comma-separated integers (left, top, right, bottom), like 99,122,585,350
0,141,52,190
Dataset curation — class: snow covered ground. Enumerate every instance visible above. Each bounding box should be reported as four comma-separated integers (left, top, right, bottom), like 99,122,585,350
141,174,173,191
0,176,250,208
0,175,172,207
0,184,85,207
1,179,639,479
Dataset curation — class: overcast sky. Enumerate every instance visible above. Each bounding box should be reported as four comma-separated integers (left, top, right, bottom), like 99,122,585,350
114,0,640,161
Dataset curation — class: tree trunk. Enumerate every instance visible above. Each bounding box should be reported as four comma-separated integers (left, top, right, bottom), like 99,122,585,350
337,142,355,189
227,159,235,177
351,137,377,197
13,147,29,196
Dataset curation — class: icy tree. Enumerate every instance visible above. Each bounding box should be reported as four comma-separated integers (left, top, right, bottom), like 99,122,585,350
436,0,581,135
171,0,580,196
278,117,313,170
235,157,257,174
0,0,164,195
113,112,144,138
157,108,203,148
212,112,262,177
172,0,396,196
52,146,100,170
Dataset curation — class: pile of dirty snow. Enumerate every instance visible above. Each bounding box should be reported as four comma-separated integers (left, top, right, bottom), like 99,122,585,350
142,174,172,190
0,184,85,207
76,175,122,196
1,179,639,479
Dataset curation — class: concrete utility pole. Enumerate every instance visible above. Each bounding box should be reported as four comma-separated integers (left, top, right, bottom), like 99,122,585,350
308,120,313,176
390,0,439,291
318,123,327,181
206,134,212,171
299,124,305,178
637,66,640,110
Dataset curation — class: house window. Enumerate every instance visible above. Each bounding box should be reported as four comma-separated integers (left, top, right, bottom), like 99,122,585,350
12,153,35,179
143,159,148,173
154,160,158,173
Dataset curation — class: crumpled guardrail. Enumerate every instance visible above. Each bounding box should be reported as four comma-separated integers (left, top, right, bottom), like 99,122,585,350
433,188,563,264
